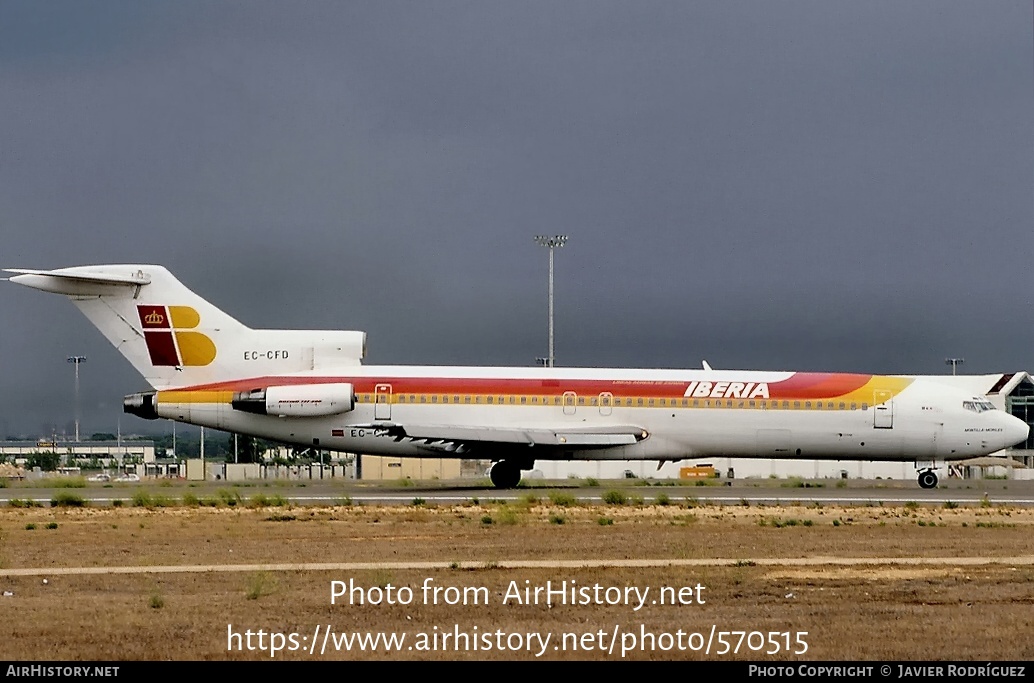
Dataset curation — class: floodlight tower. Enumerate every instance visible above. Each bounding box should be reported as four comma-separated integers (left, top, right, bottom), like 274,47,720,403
533,235,568,367
945,358,965,376
67,355,86,442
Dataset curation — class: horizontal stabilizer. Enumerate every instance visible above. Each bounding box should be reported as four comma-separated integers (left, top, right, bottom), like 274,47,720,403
5,266,152,295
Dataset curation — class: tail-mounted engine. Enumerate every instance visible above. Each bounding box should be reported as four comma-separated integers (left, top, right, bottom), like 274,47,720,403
231,383,355,417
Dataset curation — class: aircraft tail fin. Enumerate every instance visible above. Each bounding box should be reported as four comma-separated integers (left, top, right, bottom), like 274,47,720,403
6,265,366,389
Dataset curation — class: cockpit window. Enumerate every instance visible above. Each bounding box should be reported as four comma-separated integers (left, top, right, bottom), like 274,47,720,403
963,399,997,413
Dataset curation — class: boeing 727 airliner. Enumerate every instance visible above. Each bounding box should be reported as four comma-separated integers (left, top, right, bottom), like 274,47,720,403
5,265,1028,488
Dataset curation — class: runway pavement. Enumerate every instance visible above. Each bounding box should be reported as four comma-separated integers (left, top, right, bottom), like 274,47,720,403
2,476,1032,507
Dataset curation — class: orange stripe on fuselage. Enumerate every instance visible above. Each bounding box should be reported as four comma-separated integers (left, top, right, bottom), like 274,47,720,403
157,372,913,404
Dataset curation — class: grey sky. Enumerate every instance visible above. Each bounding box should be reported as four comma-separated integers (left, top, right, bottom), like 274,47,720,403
0,1,1031,437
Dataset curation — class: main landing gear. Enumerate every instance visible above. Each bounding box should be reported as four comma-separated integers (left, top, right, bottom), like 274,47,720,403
917,469,938,489
489,460,526,489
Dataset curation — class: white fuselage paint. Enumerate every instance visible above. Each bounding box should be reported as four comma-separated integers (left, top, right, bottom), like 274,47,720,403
154,365,1024,464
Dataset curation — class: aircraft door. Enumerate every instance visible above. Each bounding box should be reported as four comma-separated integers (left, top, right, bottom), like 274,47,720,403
375,384,392,420
563,391,577,416
599,392,613,416
873,390,893,429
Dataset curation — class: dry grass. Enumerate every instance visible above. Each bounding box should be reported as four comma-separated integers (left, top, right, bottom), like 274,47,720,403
1,500,1033,660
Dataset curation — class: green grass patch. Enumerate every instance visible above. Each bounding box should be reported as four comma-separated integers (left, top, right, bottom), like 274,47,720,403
760,517,813,528
47,476,87,489
132,491,176,508
602,490,627,505
8,498,43,508
248,493,289,508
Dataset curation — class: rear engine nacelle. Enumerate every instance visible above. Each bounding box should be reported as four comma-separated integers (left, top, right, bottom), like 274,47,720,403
231,383,355,417
124,391,158,420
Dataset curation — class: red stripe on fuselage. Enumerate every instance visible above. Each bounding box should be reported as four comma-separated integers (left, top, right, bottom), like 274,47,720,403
165,372,876,400
765,373,871,399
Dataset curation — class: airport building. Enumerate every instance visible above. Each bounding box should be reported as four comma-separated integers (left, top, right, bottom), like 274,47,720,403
0,440,157,466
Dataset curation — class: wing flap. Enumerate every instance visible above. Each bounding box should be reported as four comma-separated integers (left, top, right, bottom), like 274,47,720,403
369,423,647,448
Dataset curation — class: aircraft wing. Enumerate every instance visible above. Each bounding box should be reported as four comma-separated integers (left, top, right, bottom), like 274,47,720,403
362,422,649,453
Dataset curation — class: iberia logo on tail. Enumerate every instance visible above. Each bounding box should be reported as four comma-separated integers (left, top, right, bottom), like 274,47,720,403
137,305,216,367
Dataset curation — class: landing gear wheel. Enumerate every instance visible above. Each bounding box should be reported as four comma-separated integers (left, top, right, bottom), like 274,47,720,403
490,461,522,489
918,470,938,489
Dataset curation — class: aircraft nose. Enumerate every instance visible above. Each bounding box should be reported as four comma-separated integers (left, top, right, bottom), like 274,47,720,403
1003,413,1029,449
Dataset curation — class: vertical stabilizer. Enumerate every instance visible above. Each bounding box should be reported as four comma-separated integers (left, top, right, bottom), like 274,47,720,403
6,265,367,389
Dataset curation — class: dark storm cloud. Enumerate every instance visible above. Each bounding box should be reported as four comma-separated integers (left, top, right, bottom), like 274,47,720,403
0,1,1030,436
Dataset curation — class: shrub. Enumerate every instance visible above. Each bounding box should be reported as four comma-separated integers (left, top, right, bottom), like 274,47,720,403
218,489,242,507
602,490,627,505
548,513,566,525
50,492,86,508
496,506,521,525
149,591,164,609
245,572,277,600
548,492,576,507
45,522,58,530
249,493,288,508
597,517,614,526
